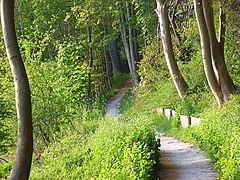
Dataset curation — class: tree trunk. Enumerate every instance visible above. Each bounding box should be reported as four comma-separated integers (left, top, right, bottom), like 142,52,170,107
1,0,33,179
170,0,181,46
126,1,139,85
219,2,226,54
119,2,139,85
109,40,121,72
156,0,188,98
202,0,236,101
87,27,93,96
104,46,112,89
119,8,133,74
193,0,223,107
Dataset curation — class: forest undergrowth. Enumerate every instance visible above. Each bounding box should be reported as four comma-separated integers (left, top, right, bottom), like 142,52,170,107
119,80,240,179
1,0,239,179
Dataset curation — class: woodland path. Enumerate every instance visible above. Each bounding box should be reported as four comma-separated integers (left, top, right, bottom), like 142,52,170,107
105,82,218,180
105,80,133,117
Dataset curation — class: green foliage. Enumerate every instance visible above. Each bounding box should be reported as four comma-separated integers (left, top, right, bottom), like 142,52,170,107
138,42,169,90
83,118,158,179
0,160,13,179
0,39,16,155
224,35,240,87
0,98,14,153
120,79,181,121
176,92,214,116
195,97,240,179
108,72,130,97
30,117,159,179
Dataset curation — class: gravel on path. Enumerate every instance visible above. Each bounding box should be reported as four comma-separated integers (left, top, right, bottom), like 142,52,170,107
156,132,218,180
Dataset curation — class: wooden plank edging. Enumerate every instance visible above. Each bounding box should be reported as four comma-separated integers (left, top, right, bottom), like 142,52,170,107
156,107,201,128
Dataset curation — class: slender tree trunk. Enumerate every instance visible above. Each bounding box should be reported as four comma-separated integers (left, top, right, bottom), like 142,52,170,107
126,1,139,85
87,27,93,96
104,46,112,89
219,2,226,54
119,3,139,85
156,0,188,98
170,0,181,46
194,0,223,107
1,0,33,179
202,0,236,101
130,4,140,63
119,9,133,74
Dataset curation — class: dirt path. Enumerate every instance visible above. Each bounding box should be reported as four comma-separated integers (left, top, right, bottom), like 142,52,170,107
105,82,218,179
105,80,132,117
156,133,218,180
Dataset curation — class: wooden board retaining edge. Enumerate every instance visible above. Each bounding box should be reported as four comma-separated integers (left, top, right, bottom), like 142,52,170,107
164,109,172,119
180,115,191,128
156,107,201,128
191,117,201,126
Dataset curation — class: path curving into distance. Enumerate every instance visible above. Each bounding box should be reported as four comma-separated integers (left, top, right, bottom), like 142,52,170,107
105,82,218,180
105,80,132,117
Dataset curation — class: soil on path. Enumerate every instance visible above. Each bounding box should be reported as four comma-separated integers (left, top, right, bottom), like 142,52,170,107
105,82,218,180
156,133,218,180
106,80,132,117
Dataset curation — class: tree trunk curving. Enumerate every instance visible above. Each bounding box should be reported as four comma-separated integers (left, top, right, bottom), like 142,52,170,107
1,0,33,179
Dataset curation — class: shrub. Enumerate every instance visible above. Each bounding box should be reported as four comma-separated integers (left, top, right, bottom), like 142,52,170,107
30,117,159,179
195,96,240,179
82,118,159,179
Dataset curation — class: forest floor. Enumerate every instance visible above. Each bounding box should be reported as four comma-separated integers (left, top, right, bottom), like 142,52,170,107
106,81,218,180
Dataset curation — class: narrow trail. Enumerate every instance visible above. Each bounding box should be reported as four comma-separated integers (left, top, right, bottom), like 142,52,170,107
156,133,218,180
105,80,132,117
105,82,218,180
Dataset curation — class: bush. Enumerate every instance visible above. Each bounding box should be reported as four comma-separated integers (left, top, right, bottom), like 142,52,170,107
195,96,240,179
83,118,159,179
30,117,159,179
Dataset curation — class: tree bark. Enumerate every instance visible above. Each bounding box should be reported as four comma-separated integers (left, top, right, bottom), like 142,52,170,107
219,3,226,54
119,2,139,85
119,8,133,74
202,0,236,101
193,0,223,107
126,1,139,85
1,0,33,179
109,40,121,72
170,0,181,46
87,27,93,96
156,0,188,98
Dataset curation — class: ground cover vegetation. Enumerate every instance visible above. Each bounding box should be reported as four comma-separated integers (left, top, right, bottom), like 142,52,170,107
119,1,240,179
0,0,239,179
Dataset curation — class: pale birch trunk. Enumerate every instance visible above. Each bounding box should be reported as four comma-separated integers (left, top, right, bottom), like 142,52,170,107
126,1,139,85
